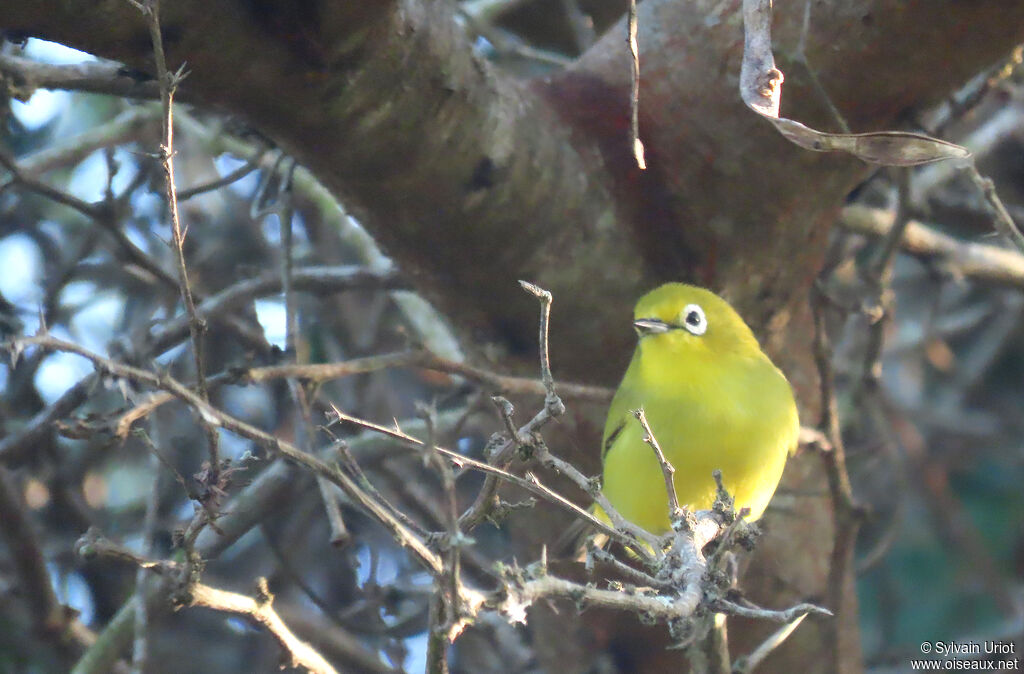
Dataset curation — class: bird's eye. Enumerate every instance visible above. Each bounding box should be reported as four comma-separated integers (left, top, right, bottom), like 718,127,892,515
680,303,707,336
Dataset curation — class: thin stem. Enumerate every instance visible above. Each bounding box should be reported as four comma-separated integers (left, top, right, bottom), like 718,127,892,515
135,0,220,483
9,333,446,577
627,0,646,168
966,163,1024,254
634,408,683,524
517,280,556,396
329,406,628,547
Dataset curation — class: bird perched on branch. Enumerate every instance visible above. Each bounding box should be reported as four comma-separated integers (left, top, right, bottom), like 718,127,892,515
599,283,799,534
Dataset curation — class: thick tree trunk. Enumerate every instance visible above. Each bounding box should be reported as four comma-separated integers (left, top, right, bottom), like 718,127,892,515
3,1,1020,374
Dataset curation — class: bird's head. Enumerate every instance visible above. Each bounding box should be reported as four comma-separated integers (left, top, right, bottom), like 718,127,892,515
632,283,761,359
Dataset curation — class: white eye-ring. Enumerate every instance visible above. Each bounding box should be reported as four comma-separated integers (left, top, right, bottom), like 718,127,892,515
680,303,707,336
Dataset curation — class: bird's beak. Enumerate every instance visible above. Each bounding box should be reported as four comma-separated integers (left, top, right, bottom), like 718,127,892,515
633,318,670,336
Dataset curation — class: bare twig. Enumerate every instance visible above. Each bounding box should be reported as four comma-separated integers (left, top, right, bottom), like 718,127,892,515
498,549,827,634
711,599,828,624
867,170,912,282
655,515,727,650
501,573,700,622
147,265,403,353
263,152,351,548
732,613,810,674
417,351,611,403
0,145,203,314
589,547,672,590
809,288,857,513
965,164,1024,254
75,528,176,573
839,205,1024,289
855,169,909,397
175,148,265,201
627,0,646,169
0,377,91,463
922,46,1023,137
298,379,350,545
188,579,338,674
71,411,450,674
457,282,566,531
114,348,609,440
517,280,557,400
0,53,166,102
0,150,105,219
273,602,404,674
7,333,446,577
457,8,572,67
533,443,661,555
422,592,449,674
276,158,299,355
328,407,627,547
317,477,351,547
172,105,464,363
634,407,683,524
71,593,157,674
5,102,157,176
326,437,434,541
419,403,464,674
132,0,221,486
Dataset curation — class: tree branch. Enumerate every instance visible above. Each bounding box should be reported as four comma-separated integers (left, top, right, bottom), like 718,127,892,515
840,204,1024,288
187,580,337,674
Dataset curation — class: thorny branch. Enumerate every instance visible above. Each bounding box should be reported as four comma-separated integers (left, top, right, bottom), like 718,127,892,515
6,332,448,576
259,152,352,548
187,580,338,674
0,4,1020,671
328,406,627,548
0,264,399,465
2,277,828,668
634,407,683,524
454,282,567,532
128,0,222,492
112,348,609,444
420,403,464,674
331,282,828,655
67,412,469,673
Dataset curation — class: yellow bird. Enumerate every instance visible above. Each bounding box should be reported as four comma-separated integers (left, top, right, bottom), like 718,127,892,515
599,283,798,533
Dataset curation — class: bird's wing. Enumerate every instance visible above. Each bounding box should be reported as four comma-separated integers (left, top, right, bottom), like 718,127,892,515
601,375,641,461
602,416,626,460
